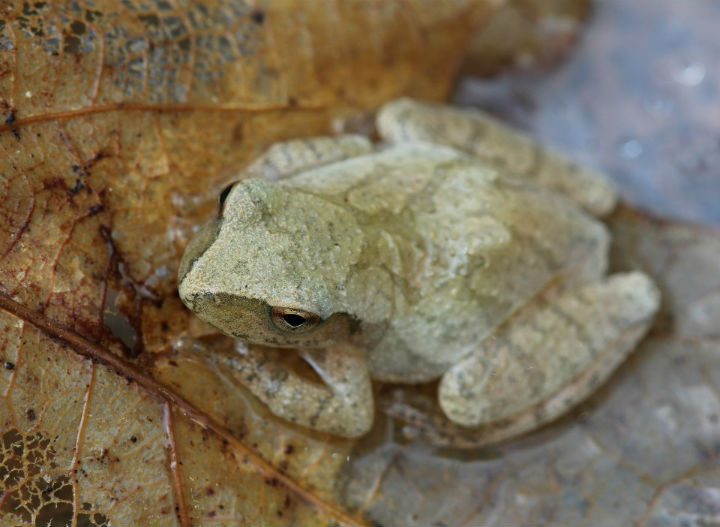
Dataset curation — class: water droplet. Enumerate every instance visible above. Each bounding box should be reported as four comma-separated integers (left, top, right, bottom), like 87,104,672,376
402,425,419,441
645,96,674,117
618,138,644,160
672,60,706,87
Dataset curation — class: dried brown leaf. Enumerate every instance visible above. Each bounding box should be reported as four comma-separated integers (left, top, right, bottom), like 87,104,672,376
2,0,718,525
0,1,499,525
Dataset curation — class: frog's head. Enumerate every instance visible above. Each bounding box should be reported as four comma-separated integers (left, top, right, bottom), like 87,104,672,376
178,178,365,348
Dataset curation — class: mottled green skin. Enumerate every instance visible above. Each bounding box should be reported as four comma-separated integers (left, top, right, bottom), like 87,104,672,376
178,99,659,440
180,142,608,382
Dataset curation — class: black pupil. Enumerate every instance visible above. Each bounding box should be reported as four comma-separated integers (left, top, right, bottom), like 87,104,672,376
283,314,306,327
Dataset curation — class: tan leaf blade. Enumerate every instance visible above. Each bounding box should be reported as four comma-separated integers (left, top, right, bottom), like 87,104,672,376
0,293,369,525
0,1,500,525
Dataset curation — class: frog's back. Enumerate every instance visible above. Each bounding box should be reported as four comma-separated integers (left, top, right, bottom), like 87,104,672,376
284,143,609,382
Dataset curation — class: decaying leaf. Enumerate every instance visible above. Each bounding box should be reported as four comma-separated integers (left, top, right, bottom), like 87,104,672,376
456,0,720,226
343,209,720,526
1,0,718,526
609,210,720,340
341,1,720,524
461,0,591,76
0,1,501,525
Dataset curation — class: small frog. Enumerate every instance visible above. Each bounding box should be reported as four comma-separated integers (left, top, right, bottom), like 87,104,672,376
178,98,660,440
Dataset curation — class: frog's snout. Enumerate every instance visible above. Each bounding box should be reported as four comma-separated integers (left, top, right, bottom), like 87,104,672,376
178,218,221,288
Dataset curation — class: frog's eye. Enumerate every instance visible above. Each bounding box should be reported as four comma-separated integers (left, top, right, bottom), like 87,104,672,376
270,306,321,332
218,183,235,214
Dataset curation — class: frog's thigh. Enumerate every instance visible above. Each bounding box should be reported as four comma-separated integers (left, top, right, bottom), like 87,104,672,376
377,98,616,216
244,135,372,180
439,272,660,435
219,343,374,438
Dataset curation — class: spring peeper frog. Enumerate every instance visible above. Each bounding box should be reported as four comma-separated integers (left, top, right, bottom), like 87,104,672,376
178,98,660,440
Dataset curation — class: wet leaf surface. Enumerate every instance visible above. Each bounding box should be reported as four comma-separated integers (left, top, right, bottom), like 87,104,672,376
455,0,720,226
343,1,720,525
1,0,719,526
346,208,720,525
461,0,591,76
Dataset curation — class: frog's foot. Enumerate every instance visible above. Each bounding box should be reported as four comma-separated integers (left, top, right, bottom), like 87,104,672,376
217,342,374,438
243,135,372,181
438,271,660,441
376,98,617,217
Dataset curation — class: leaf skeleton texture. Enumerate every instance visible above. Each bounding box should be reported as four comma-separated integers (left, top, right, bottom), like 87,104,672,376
0,0,501,525
0,293,372,525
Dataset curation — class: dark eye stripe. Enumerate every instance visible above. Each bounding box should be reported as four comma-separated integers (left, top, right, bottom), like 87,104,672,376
218,183,235,214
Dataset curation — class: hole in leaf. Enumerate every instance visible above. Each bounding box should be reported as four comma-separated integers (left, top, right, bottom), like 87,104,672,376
103,289,137,351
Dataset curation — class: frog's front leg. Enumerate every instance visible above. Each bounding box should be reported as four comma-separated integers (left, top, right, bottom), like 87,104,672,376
243,135,372,181
376,98,616,217
438,272,660,441
218,342,374,438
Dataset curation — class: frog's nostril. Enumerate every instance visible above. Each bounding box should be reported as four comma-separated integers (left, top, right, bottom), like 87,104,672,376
283,314,306,327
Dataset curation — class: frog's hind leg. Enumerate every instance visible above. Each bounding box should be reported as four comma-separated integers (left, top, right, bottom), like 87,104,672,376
243,135,372,181
376,98,616,217
438,271,660,443
214,342,374,438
